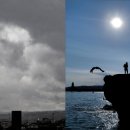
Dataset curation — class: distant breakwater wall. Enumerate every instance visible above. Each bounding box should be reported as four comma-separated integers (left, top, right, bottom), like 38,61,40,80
66,85,103,92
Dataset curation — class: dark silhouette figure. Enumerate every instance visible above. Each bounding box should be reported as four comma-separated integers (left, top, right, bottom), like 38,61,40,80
123,62,128,74
90,66,104,73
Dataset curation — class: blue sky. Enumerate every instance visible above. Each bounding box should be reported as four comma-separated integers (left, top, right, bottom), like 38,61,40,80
66,0,130,86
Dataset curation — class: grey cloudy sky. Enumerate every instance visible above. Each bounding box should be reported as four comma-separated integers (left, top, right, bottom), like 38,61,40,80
0,0,64,112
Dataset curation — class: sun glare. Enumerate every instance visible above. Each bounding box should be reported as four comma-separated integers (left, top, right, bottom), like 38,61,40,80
110,17,123,29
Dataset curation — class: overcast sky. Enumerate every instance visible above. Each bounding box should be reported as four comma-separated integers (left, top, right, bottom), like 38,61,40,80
66,0,130,86
0,0,64,112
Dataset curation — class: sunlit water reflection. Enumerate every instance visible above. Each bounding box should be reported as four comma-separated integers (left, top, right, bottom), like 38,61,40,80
66,92,118,130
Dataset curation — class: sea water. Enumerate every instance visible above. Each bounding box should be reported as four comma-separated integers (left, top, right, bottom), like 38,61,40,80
66,92,118,130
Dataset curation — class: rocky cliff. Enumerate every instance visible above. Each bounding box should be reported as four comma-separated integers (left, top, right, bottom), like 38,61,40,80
104,74,130,128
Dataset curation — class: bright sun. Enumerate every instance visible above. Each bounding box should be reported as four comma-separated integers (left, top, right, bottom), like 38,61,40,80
110,17,123,29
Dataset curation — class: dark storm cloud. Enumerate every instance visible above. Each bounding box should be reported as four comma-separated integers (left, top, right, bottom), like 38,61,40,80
0,0,65,112
0,0,64,51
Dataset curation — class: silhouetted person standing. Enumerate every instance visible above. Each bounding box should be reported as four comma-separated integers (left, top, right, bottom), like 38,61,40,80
123,62,128,74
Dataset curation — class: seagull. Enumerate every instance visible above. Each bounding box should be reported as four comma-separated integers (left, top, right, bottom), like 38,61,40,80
90,67,104,73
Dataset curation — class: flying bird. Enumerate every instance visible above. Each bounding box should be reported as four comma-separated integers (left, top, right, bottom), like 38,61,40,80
90,67,105,73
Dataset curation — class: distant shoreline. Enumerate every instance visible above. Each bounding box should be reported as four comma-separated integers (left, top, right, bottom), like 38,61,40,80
66,85,103,92
0,110,65,114
0,111,65,121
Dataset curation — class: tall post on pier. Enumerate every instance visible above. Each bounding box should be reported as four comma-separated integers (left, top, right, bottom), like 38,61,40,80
12,111,22,130
71,82,74,88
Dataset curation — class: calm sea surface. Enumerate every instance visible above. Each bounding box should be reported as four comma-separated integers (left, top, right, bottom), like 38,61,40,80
66,92,119,130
